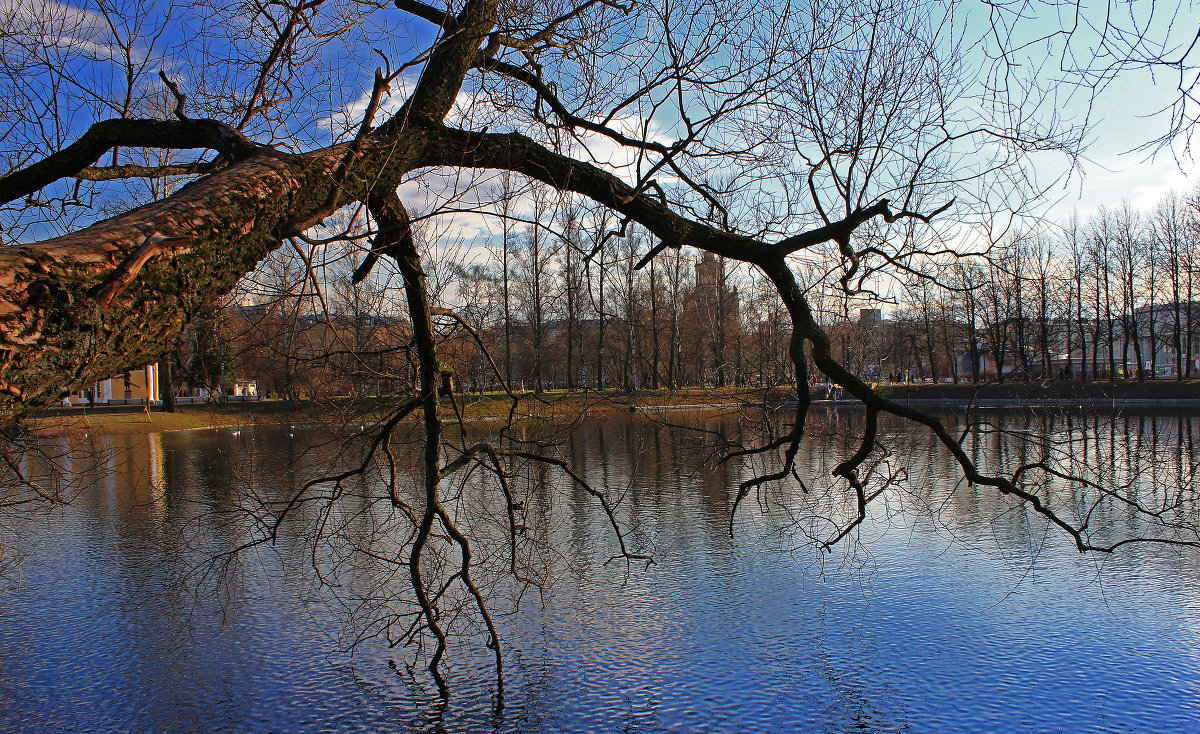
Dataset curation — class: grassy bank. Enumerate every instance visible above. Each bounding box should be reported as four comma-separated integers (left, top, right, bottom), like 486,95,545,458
25,400,319,437
25,380,1200,437
25,387,770,437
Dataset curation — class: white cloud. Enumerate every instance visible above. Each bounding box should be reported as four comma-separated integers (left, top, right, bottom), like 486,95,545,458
561,114,678,187
0,0,137,64
1049,151,1193,221
320,79,412,138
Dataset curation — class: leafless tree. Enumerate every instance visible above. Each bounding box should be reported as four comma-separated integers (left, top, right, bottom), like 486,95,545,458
2,0,1199,695
1112,202,1146,380
556,198,586,388
1153,191,1195,380
1089,209,1120,380
1026,234,1057,379
1063,214,1090,381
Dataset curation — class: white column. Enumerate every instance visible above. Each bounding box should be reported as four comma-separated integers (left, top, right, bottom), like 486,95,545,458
145,364,157,402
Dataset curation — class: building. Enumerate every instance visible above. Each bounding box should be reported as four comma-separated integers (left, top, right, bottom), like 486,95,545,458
692,251,740,386
67,364,161,405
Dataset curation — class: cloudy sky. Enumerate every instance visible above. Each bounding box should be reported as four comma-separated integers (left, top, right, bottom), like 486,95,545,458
1049,69,1195,220
3,0,1199,241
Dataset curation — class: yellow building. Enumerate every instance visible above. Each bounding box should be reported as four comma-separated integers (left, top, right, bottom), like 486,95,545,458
66,364,160,406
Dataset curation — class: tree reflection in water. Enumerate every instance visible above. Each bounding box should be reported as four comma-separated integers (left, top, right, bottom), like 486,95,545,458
1,410,1199,732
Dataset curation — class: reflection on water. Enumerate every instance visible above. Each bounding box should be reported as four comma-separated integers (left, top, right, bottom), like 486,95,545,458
0,411,1199,732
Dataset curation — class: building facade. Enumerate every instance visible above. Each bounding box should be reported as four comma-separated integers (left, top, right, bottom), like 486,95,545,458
67,364,161,405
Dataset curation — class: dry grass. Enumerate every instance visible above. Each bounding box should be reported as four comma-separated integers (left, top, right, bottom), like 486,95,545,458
27,380,1200,437
26,388,779,437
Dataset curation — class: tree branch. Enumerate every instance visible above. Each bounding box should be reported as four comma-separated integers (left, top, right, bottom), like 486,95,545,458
393,0,457,30
776,198,954,256
0,118,264,206
74,161,221,181
421,125,773,263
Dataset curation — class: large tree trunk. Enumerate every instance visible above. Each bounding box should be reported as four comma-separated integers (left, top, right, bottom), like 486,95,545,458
0,153,327,418
160,357,176,413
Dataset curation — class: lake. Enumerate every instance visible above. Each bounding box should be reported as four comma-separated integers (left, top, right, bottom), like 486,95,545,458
0,409,1198,732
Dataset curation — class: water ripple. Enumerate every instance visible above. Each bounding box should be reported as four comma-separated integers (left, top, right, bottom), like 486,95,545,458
1,416,1199,732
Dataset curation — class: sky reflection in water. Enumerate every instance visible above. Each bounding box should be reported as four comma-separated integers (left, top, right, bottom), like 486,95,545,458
0,411,1198,733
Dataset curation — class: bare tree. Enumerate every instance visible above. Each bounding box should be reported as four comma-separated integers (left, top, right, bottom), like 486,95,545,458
1063,214,1089,381
1154,189,1199,380
557,198,585,388
1027,234,1056,379
616,226,644,390
663,247,690,389
1113,203,1146,380
1090,209,1120,380
2,0,1199,695
512,186,558,392
586,206,615,389
979,256,1013,382
493,171,519,387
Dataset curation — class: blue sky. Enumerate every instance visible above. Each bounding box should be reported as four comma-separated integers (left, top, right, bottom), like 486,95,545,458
3,0,1199,241
989,0,1200,221
1059,83,1195,218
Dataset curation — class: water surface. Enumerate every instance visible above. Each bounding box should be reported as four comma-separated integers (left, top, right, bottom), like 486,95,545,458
0,411,1198,732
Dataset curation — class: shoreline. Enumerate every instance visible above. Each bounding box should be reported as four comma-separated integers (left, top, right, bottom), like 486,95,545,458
24,380,1200,437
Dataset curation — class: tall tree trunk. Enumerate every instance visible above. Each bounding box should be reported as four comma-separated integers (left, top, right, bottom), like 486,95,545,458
650,257,661,389
159,356,176,412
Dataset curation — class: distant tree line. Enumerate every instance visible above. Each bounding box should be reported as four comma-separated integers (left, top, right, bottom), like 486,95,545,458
167,184,1200,400
870,189,1200,383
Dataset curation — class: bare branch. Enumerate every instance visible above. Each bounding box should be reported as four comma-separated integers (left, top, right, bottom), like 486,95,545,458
0,118,264,206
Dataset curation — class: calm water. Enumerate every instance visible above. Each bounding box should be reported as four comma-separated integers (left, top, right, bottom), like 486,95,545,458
1,411,1199,733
